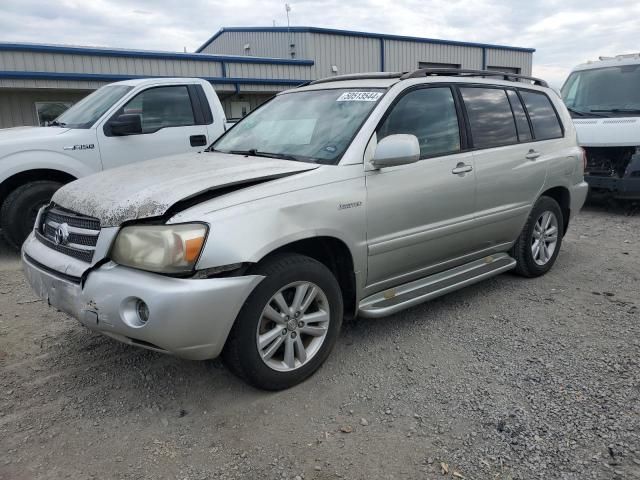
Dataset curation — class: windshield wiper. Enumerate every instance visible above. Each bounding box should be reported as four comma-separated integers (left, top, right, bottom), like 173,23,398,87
566,107,607,118
48,120,67,127
590,108,640,114
228,149,306,162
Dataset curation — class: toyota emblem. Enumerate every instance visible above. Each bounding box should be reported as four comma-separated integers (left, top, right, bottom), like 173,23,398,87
54,223,70,246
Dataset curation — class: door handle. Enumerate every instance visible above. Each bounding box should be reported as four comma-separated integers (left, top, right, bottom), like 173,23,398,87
451,162,473,175
525,149,541,160
190,134,207,147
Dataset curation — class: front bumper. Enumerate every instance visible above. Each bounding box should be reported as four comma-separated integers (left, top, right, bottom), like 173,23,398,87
22,239,263,360
585,175,640,199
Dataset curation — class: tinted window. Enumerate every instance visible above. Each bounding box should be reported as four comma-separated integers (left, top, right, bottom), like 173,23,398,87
506,90,532,141
519,91,563,140
461,88,518,148
378,87,460,158
122,86,195,133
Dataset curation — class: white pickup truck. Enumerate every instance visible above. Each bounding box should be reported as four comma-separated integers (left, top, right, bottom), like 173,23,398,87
0,77,229,248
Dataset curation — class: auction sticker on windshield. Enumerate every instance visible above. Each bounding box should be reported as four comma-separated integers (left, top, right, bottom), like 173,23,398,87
336,91,383,102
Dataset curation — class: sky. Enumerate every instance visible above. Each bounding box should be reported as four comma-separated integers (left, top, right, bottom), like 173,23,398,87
1,0,639,87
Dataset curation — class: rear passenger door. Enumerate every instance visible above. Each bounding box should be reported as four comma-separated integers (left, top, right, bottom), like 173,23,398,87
460,86,552,248
97,84,211,169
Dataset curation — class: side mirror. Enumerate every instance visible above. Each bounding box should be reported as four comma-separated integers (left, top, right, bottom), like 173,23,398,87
109,114,142,136
371,134,420,169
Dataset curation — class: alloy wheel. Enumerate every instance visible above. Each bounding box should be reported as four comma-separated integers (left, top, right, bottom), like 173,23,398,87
256,281,330,372
531,211,559,266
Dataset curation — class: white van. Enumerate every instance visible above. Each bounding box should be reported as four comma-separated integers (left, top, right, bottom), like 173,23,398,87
561,54,640,200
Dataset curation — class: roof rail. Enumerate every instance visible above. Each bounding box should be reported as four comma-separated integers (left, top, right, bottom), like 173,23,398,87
400,68,548,87
308,72,405,85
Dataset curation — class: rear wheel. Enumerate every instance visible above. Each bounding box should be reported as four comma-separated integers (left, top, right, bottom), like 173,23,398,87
511,196,564,277
223,253,343,390
0,181,62,250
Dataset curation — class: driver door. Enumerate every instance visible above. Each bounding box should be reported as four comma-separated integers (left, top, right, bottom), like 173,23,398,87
97,85,210,170
365,86,479,292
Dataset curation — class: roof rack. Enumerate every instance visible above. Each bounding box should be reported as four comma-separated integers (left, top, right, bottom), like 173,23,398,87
400,68,548,87
308,72,405,85
306,69,548,88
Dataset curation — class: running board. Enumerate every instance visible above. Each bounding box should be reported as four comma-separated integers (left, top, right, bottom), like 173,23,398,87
358,253,516,318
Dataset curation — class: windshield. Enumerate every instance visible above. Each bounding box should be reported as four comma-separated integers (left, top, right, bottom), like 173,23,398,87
561,64,640,116
213,88,385,164
54,84,133,128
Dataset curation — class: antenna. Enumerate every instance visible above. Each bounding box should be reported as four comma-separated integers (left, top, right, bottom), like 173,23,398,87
285,3,294,58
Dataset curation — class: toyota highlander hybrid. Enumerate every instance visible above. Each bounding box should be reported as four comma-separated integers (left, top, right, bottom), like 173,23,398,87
22,69,588,390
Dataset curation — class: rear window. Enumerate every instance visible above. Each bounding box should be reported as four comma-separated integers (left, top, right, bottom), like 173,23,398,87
519,91,563,140
460,87,518,149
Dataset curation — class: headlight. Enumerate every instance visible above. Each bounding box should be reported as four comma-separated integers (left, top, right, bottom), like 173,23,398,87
111,223,208,274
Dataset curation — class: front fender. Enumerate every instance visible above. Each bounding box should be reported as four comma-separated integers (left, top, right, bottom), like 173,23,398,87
182,178,368,279
0,150,98,185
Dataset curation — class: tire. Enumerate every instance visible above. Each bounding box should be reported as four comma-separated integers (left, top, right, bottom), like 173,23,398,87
510,196,564,278
0,181,62,250
223,253,343,390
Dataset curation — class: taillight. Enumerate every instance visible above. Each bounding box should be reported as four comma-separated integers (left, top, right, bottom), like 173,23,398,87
580,147,587,171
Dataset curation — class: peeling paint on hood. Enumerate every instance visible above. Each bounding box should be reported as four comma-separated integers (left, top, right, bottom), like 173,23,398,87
52,152,319,227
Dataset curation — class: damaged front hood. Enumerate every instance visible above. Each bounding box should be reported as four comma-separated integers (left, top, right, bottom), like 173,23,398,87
52,152,319,226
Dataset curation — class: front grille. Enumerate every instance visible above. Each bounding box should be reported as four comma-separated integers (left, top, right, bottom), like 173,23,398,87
35,205,101,263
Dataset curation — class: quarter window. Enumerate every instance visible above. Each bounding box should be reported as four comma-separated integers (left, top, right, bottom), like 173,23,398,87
460,87,518,149
378,87,460,158
519,91,563,140
122,86,195,134
506,90,532,142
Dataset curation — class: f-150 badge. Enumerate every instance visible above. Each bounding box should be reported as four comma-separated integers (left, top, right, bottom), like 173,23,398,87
63,144,95,151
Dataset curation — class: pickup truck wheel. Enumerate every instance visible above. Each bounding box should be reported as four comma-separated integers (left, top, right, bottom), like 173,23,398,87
0,181,62,250
510,196,564,278
223,253,343,390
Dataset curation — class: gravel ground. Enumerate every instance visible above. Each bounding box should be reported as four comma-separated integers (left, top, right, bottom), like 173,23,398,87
0,206,639,480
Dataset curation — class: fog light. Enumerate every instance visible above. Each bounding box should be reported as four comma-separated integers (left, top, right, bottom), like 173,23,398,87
136,300,150,324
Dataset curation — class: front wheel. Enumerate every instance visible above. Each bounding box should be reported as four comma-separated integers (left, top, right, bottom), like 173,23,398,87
0,181,62,250
222,253,343,390
510,196,564,278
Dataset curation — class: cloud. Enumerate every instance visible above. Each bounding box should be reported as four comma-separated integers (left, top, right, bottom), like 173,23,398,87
0,0,638,86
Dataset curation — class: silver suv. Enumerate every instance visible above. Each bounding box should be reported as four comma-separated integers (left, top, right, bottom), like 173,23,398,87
22,69,588,390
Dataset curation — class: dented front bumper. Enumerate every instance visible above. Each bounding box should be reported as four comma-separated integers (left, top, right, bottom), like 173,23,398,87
22,233,263,360
585,175,640,199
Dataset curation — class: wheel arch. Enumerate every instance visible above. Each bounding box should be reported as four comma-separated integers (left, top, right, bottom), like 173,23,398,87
0,169,76,210
257,236,358,320
540,185,571,235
